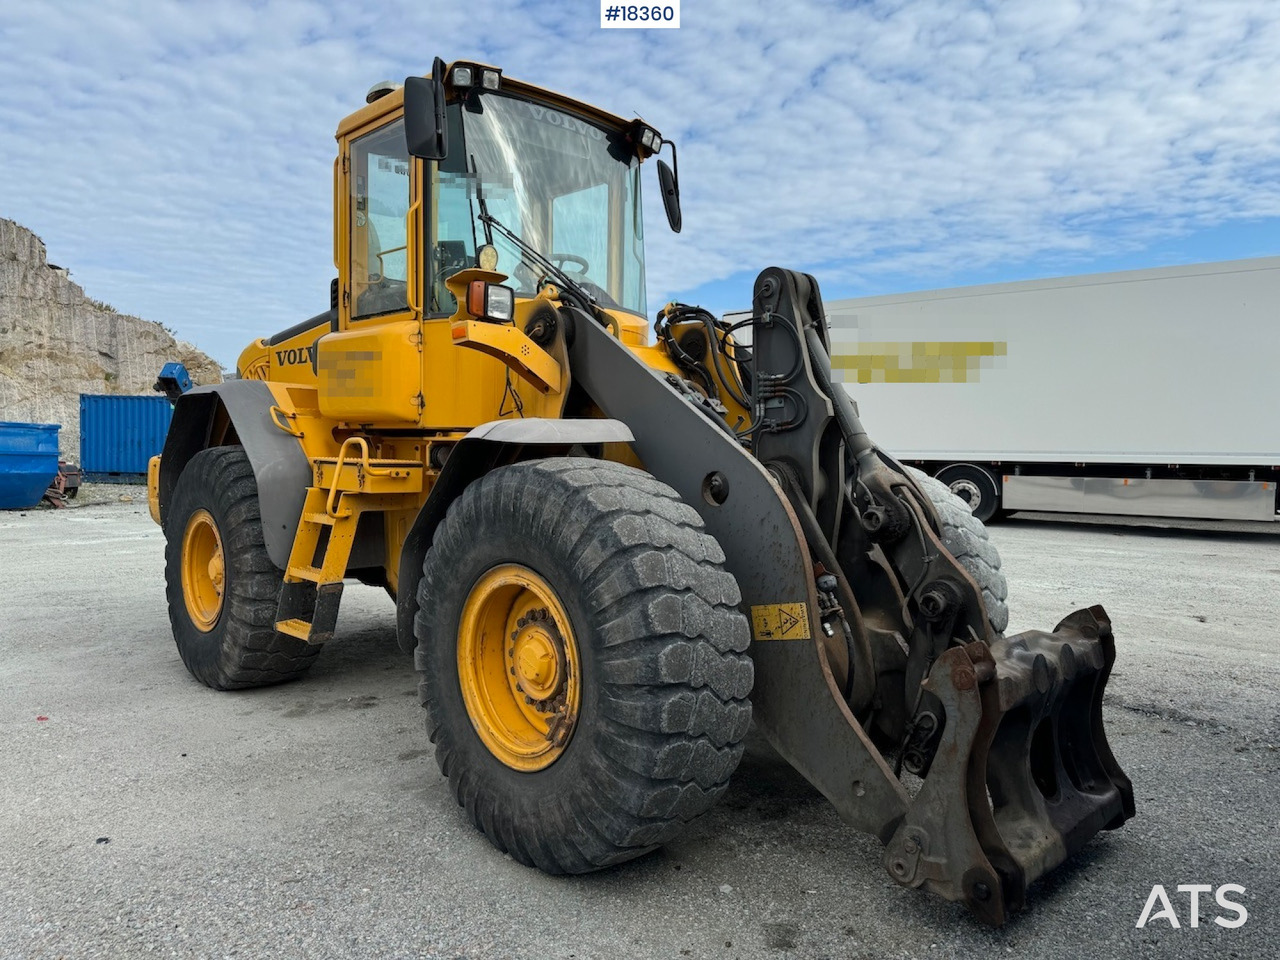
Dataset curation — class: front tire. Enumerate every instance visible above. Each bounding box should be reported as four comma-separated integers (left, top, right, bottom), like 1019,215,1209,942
907,466,1009,633
164,447,322,689
415,458,753,872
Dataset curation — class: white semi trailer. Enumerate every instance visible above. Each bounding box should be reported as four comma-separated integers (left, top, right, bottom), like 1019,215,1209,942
819,257,1280,522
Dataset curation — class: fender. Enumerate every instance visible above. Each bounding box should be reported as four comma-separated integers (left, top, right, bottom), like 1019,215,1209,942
158,381,310,570
393,417,635,652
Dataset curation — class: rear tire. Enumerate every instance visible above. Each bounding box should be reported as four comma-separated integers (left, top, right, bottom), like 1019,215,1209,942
164,447,322,689
906,466,1009,633
415,457,753,872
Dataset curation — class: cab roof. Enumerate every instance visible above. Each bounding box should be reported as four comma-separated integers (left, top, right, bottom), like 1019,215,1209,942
334,61,633,139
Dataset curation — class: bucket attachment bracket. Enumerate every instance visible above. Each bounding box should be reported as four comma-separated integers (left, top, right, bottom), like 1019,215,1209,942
885,605,1135,925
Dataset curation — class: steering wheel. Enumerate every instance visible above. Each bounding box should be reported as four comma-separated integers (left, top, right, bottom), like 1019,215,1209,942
512,260,542,295
550,253,591,276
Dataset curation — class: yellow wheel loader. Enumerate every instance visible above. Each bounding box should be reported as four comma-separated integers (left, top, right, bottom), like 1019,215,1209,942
148,59,1133,925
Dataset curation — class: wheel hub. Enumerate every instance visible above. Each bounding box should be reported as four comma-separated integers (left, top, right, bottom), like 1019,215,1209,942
510,609,567,706
949,478,982,508
208,550,225,594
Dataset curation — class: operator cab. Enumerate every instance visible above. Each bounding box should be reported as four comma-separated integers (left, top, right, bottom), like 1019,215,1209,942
344,59,679,336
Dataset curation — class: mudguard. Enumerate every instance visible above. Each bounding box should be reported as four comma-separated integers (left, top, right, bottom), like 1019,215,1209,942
393,417,636,652
158,381,310,570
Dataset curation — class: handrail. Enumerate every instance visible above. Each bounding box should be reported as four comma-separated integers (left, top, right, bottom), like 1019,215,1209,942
405,198,423,314
269,405,304,438
325,437,397,517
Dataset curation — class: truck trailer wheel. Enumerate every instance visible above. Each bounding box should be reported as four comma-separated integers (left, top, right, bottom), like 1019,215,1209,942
906,466,1009,633
163,446,322,690
415,457,753,873
934,463,1002,523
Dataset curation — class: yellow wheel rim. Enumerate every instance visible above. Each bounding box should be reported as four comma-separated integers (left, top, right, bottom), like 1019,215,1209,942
457,564,582,771
181,509,226,632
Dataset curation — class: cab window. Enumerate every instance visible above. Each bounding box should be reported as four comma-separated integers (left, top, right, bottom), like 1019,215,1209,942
350,120,410,318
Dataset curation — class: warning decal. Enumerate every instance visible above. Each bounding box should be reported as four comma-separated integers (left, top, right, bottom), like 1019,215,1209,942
750,603,812,641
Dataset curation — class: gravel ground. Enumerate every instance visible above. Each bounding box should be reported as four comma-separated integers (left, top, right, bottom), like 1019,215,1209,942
9,481,146,512
64,482,148,507
0,502,1276,959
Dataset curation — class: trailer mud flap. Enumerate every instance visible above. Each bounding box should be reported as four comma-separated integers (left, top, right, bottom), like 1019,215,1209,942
883,605,1135,925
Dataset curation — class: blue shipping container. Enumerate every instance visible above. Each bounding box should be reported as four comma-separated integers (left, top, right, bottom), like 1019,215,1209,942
80,395,173,477
0,421,60,509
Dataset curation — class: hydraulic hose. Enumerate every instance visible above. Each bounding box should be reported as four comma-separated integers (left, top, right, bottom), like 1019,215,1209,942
803,325,875,464
775,466,877,715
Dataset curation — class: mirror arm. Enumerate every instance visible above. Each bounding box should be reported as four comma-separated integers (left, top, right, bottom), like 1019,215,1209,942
430,56,448,158
667,139,680,203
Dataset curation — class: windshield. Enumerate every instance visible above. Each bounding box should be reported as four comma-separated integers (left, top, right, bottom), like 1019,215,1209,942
432,93,646,316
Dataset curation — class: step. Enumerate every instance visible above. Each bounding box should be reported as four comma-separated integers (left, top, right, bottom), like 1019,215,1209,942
287,567,326,584
275,618,313,641
274,581,344,646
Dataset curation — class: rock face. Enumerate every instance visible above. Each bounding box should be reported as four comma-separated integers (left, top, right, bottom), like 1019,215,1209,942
0,218,221,458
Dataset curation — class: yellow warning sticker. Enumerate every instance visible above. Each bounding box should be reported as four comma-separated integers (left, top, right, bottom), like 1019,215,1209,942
750,603,812,641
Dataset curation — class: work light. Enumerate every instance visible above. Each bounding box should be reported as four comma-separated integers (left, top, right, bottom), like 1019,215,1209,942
468,281,515,323
629,120,664,156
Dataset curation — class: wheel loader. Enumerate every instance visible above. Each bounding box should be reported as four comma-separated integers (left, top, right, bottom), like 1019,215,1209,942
147,58,1133,926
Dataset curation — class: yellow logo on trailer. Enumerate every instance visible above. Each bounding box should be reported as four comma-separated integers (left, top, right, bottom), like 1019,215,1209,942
832,340,1008,384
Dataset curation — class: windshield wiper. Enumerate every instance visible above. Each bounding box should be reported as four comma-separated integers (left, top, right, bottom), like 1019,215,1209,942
468,155,496,250
476,211,602,318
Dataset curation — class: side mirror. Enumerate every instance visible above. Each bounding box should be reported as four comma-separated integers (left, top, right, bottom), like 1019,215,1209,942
657,158,681,234
404,59,448,160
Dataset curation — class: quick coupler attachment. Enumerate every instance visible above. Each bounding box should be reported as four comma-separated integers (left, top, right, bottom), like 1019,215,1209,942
883,605,1134,926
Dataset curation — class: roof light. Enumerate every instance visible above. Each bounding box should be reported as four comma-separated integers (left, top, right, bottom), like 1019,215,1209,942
365,80,399,104
451,65,473,87
481,69,501,90
629,120,664,157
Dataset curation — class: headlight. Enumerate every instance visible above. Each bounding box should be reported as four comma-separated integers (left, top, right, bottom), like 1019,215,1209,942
467,281,515,323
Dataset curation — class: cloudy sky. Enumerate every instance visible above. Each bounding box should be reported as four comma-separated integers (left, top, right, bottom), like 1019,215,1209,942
3,0,1279,367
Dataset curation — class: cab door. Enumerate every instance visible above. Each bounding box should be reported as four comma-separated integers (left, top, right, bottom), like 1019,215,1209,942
318,115,424,424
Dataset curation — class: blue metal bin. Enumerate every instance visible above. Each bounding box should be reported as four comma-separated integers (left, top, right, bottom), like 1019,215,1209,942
0,421,60,509
80,395,174,479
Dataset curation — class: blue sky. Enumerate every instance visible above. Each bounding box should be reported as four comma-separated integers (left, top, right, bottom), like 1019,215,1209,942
2,0,1279,368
